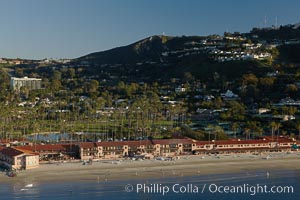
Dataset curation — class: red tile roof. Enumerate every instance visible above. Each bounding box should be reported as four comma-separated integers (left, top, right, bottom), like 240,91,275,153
194,140,264,146
17,144,77,152
0,147,24,157
13,147,39,155
260,136,295,142
195,139,294,146
9,138,296,153
78,139,195,148
215,140,269,145
79,142,98,148
97,140,154,147
195,146,291,152
153,139,193,145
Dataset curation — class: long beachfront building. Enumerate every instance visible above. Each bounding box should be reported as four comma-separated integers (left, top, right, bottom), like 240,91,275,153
12,136,299,161
0,137,298,171
78,137,297,160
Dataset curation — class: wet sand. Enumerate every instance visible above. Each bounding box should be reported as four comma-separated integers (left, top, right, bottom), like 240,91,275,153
1,152,300,184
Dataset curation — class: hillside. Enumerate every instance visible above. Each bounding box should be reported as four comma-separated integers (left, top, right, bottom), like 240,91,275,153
78,35,205,64
76,39,266,82
73,22,299,82
2,22,300,141
3,22,299,84
247,24,300,40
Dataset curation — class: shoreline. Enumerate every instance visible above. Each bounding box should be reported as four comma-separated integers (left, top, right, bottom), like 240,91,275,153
1,152,300,184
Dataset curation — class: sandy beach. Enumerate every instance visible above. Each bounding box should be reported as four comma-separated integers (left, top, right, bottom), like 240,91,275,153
1,152,300,184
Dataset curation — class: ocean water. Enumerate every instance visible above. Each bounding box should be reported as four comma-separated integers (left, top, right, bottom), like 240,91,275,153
0,170,299,200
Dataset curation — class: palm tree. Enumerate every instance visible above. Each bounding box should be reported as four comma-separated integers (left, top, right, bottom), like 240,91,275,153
270,121,277,142
207,124,224,141
243,128,251,140
231,122,239,138
274,122,281,142
245,121,263,139
295,123,300,139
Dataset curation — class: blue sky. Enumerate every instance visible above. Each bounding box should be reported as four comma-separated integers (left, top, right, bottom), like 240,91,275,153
0,0,299,59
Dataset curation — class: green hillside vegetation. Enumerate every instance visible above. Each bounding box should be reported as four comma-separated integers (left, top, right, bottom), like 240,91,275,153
278,44,300,63
248,25,300,40
1,22,300,142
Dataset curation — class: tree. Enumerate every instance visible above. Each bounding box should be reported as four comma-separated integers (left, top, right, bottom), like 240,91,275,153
88,80,99,98
102,91,112,107
274,122,281,141
15,68,24,77
214,97,223,109
213,72,220,82
285,84,298,96
52,70,62,80
231,122,239,138
183,72,194,83
207,124,228,141
68,68,75,79
245,84,260,101
220,101,245,121
50,79,61,90
270,121,277,141
242,73,258,86
245,121,263,139
295,123,300,139
259,77,275,90
243,128,251,140
20,86,30,99
180,126,205,140
281,106,297,115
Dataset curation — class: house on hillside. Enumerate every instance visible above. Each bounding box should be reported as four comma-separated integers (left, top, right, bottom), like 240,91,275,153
272,115,295,121
220,90,239,100
175,87,186,93
257,108,271,115
193,109,217,120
